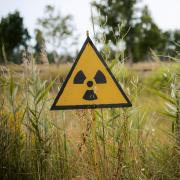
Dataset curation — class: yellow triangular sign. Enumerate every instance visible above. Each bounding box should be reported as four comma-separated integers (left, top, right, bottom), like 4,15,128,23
51,36,132,110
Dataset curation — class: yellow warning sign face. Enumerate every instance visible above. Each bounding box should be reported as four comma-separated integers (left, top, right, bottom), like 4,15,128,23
51,37,132,110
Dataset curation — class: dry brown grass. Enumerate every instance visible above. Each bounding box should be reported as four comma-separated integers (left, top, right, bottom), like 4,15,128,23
0,61,179,179
0,62,169,80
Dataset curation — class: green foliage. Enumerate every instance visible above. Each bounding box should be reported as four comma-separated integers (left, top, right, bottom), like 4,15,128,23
37,5,73,50
174,30,180,52
37,5,74,63
148,65,180,179
0,11,30,63
165,30,180,57
35,29,46,53
145,63,180,91
92,0,137,43
92,1,172,62
151,67,180,143
132,6,168,61
34,29,49,64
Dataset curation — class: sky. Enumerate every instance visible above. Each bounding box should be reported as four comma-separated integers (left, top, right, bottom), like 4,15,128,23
0,0,180,51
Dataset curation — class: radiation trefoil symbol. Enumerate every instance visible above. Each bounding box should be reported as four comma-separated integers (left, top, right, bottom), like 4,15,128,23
73,70,107,100
51,36,132,110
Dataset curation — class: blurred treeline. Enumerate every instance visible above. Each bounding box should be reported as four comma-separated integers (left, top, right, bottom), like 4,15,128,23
0,0,180,64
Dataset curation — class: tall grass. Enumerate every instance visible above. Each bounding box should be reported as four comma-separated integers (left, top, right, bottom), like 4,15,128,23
0,61,71,179
0,47,180,179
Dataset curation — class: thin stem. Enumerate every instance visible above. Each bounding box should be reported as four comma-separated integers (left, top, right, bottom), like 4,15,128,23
92,109,99,180
100,108,106,178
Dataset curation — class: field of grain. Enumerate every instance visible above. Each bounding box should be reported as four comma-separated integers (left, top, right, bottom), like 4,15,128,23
0,61,179,179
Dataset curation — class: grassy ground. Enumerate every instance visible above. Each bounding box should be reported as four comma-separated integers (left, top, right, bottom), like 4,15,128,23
0,61,179,179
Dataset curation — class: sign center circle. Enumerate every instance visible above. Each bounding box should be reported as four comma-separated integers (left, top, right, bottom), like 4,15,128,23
87,81,93,87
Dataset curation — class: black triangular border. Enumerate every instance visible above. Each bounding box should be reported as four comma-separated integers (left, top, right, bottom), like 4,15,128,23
51,36,132,110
